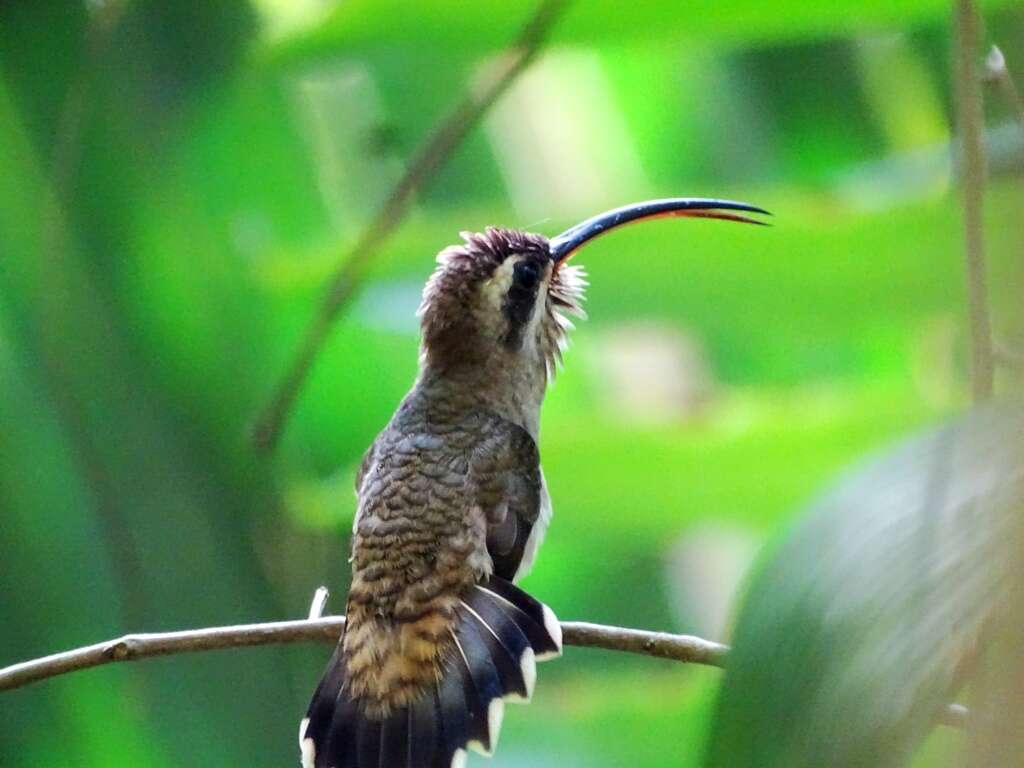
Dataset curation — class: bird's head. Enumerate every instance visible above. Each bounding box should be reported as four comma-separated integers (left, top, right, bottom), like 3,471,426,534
418,226,582,380
418,198,768,384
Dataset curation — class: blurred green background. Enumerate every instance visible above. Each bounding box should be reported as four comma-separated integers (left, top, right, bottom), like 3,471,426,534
2,1,1023,766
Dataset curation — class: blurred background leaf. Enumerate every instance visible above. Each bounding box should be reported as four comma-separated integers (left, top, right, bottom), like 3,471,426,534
703,403,1024,768
269,0,1020,60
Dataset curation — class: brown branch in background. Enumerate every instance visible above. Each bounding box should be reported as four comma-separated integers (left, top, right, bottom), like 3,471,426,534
993,342,1024,370
982,46,1024,373
953,0,995,402
36,0,149,626
984,45,1024,130
250,0,570,452
0,616,725,693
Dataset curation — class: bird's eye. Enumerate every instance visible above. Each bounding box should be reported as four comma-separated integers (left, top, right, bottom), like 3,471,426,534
513,259,541,289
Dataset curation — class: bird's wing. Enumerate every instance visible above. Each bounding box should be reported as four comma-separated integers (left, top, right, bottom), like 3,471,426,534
354,440,376,494
467,414,543,582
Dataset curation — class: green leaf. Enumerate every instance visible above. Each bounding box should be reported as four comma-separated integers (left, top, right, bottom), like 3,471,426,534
268,0,1017,63
704,403,1024,768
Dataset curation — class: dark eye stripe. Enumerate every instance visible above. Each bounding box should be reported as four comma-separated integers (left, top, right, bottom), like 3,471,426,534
502,260,543,349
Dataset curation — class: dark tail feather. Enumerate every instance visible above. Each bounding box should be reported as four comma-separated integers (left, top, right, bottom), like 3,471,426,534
379,709,409,767
299,577,561,768
474,577,562,660
356,717,382,768
299,640,354,768
410,691,439,768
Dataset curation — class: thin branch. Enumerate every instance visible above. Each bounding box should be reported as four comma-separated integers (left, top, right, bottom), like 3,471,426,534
561,621,726,666
981,46,1024,376
0,612,969,731
0,618,346,692
984,45,1024,131
250,0,569,453
953,0,995,402
307,586,330,620
0,614,967,728
0,616,725,694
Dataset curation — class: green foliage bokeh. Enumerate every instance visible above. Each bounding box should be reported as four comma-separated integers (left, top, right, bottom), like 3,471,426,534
1,1,1022,766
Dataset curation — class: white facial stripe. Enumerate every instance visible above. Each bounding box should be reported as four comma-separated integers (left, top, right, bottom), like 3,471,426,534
479,255,554,355
484,256,552,306
481,257,517,310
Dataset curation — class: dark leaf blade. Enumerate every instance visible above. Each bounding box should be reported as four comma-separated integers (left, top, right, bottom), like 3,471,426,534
704,403,1024,768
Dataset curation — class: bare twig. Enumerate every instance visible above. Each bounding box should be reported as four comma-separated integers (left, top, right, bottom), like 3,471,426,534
307,586,330,620
982,46,1024,376
0,618,346,692
250,0,569,452
984,45,1024,130
953,0,995,402
0,614,965,729
561,621,726,666
0,616,724,693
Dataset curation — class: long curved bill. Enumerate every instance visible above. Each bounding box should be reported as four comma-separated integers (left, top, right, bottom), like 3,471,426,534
548,197,770,263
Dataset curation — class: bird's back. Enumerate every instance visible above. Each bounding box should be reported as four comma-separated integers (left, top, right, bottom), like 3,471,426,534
299,391,562,768
344,397,493,715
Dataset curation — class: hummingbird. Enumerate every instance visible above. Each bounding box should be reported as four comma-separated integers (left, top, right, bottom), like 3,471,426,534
300,198,768,768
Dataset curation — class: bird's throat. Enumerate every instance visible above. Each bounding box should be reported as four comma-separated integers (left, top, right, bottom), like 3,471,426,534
415,355,546,440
